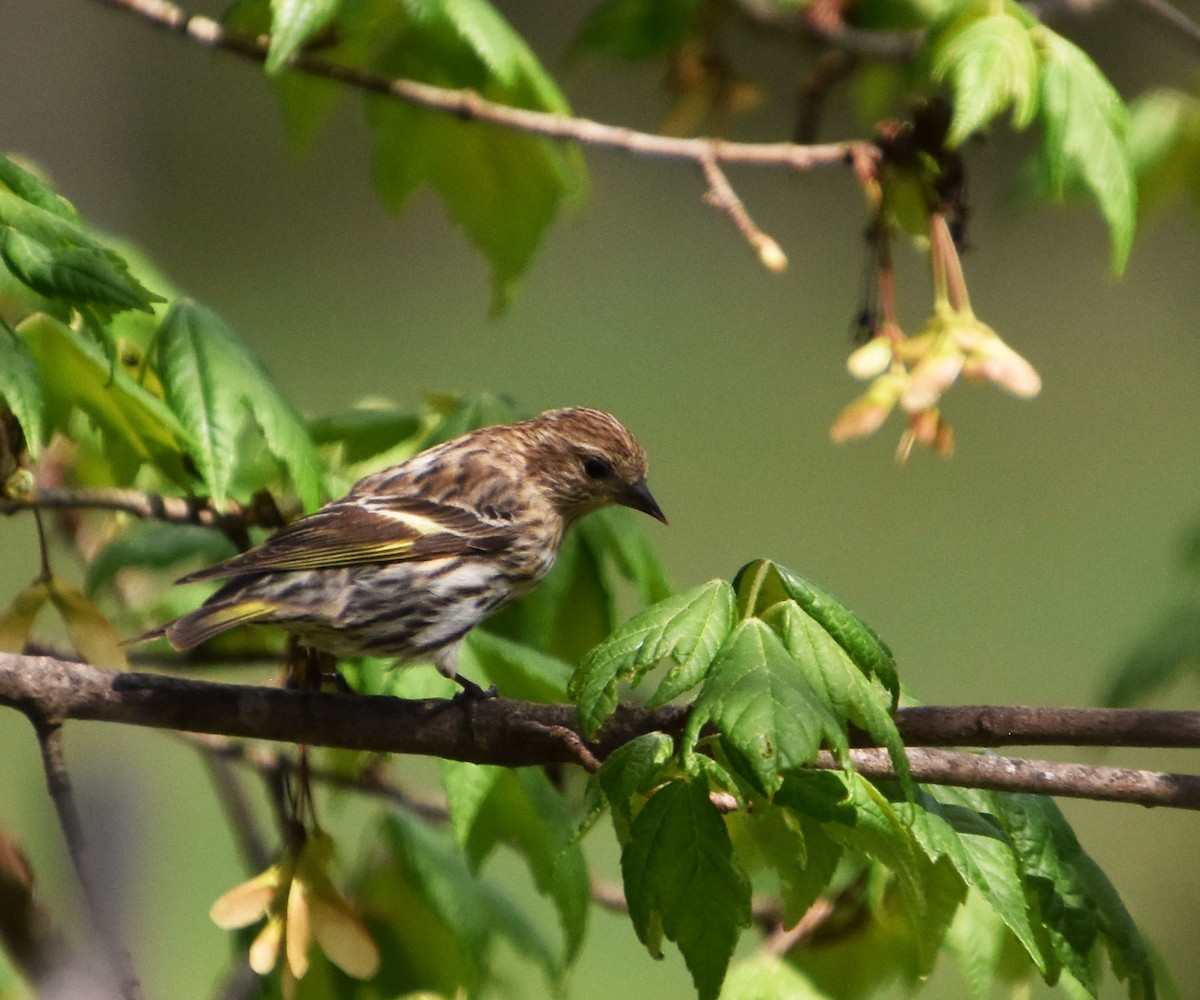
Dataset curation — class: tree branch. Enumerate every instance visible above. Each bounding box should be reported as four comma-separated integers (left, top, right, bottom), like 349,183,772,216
0,486,287,539
32,718,143,1000
4,652,1200,809
88,0,878,178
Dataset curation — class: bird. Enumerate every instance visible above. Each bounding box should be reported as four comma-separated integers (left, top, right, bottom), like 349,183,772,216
157,407,666,694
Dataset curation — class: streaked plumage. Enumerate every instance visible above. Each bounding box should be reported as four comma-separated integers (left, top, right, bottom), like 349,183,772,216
161,408,665,689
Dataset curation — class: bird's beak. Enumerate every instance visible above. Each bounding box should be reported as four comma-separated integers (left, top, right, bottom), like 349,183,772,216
618,477,668,524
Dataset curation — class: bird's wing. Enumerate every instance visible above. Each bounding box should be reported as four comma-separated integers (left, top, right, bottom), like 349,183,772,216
177,498,517,582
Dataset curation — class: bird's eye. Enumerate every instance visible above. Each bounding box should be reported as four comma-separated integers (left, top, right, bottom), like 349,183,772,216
582,455,613,480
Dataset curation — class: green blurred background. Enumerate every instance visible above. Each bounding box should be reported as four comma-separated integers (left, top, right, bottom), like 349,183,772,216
3,1,1200,997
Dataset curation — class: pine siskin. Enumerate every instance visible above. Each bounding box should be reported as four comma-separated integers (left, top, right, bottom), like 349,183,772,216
160,407,666,692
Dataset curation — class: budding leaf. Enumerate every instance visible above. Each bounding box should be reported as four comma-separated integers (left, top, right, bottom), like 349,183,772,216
155,299,322,511
1034,26,1136,272
931,8,1039,146
570,579,736,736
621,779,751,1000
684,618,848,794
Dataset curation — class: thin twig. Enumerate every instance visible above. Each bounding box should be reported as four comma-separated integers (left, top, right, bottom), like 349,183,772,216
5,653,1200,808
32,718,144,1000
89,0,876,177
0,485,286,540
1128,0,1200,52
699,154,788,271
819,747,1200,810
199,753,273,873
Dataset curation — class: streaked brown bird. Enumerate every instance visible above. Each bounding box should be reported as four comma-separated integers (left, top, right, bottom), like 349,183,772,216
159,407,666,692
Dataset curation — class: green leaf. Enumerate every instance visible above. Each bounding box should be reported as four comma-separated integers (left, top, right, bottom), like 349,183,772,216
0,581,49,653
362,813,560,994
0,320,45,457
992,792,1099,991
366,0,587,312
727,799,842,925
898,786,1046,974
720,954,828,1000
570,0,699,62
155,298,322,510
766,600,911,794
47,576,129,669
1074,853,1156,1000
18,312,194,488
578,505,672,607
684,618,848,794
621,778,751,1000
0,228,160,316
266,0,341,73
440,762,589,966
570,580,736,736
743,560,900,708
308,405,420,465
822,772,928,924
85,522,238,597
591,731,675,842
1033,26,1137,272
931,7,1039,146
0,154,79,221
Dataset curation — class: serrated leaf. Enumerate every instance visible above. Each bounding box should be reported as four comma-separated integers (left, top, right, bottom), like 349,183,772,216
621,779,751,1000
155,298,322,510
0,229,160,316
266,0,340,73
684,618,848,794
721,953,828,1000
822,771,927,923
570,0,699,62
898,786,1046,974
1033,26,1137,272
766,601,911,794
366,0,587,312
0,581,49,653
931,8,1039,146
766,561,901,708
18,312,194,488
992,792,1100,992
591,731,675,843
0,321,45,457
85,522,238,598
1074,853,1156,1000
570,580,736,736
47,577,129,669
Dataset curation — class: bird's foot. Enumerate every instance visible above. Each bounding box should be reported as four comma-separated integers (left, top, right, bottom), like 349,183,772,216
451,675,498,703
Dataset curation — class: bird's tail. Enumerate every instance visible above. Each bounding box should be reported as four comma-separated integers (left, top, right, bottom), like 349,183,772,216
159,598,276,651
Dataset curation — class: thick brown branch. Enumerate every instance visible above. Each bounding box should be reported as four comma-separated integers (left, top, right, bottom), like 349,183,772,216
89,0,876,176
5,653,1200,808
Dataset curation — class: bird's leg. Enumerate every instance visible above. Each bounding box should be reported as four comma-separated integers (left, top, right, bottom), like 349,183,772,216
451,674,498,702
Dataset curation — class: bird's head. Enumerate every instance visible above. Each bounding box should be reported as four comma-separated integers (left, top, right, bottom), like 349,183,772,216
524,407,667,526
